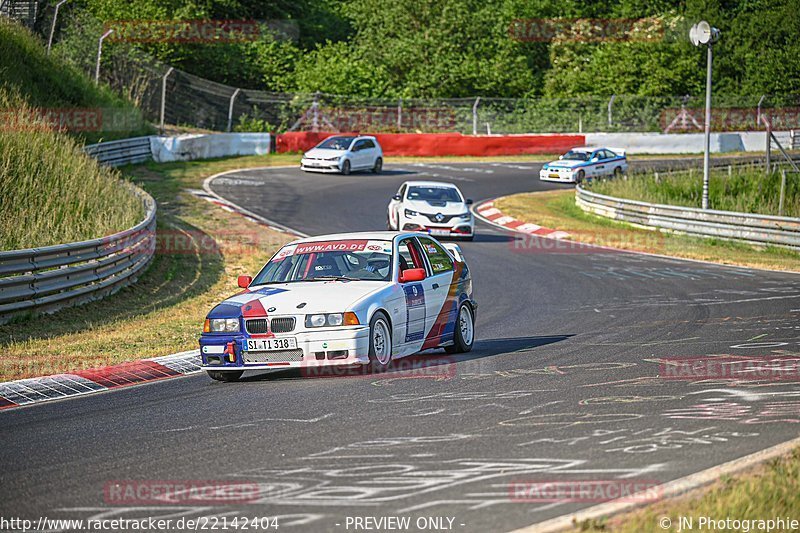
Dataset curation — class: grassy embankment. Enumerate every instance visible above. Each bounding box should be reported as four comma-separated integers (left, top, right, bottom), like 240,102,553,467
0,17,151,143
0,154,294,381
572,446,800,532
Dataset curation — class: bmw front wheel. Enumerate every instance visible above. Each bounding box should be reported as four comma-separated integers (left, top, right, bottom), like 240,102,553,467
368,311,392,370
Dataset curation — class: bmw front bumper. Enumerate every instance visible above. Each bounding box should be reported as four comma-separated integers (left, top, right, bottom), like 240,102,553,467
199,326,371,371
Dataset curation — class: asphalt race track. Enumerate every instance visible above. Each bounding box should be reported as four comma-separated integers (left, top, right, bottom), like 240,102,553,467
3,160,800,532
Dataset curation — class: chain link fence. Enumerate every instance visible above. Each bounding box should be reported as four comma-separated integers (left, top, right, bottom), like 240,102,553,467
6,1,800,135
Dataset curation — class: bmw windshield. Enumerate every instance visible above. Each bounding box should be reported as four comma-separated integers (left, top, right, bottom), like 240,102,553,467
562,150,591,161
252,240,393,284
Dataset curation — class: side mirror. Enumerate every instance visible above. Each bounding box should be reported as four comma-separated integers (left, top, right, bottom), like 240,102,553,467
392,194,401,201
399,268,426,283
237,275,252,289
466,199,473,205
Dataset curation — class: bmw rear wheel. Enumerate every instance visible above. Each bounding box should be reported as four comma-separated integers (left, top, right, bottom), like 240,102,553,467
445,303,474,354
207,370,243,382
368,311,392,370
613,166,623,178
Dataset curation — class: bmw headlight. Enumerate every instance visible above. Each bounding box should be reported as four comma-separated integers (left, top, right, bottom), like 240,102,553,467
305,312,360,327
204,318,240,332
405,209,418,217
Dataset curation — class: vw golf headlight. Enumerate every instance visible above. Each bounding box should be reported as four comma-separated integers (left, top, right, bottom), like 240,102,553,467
204,318,240,333
405,209,419,217
305,312,360,328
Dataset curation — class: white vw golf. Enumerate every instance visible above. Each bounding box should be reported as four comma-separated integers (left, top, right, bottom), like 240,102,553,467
387,181,475,240
300,135,383,175
199,232,476,382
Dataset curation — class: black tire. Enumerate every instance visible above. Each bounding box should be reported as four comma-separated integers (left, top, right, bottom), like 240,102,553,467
207,370,243,382
368,311,392,370
575,170,585,183
342,159,351,175
445,303,474,354
373,157,383,174
613,166,623,178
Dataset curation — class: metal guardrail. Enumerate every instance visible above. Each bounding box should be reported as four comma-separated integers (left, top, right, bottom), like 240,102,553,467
0,186,157,324
83,136,153,167
576,186,800,249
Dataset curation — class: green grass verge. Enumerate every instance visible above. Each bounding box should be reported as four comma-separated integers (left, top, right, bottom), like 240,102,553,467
572,446,800,532
589,166,799,218
0,17,151,142
0,93,144,250
494,190,800,272
0,154,293,381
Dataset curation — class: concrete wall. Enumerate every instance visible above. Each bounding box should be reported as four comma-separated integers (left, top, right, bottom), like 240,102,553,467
150,133,272,162
585,131,786,154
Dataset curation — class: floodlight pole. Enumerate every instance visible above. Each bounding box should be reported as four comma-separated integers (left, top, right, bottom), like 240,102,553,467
702,44,712,210
47,0,68,55
95,29,114,85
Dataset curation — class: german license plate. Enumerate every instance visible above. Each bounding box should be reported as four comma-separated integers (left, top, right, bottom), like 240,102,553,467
246,337,297,351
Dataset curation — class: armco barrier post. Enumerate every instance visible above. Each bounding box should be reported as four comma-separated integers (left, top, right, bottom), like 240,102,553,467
227,88,241,132
779,170,786,216
397,99,402,130
159,67,174,135
472,97,480,136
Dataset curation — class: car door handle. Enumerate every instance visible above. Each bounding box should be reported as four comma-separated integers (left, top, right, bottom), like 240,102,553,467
432,283,440,289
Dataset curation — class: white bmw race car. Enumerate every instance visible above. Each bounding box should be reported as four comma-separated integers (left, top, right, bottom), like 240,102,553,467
387,181,475,240
539,146,628,183
300,135,383,175
199,231,476,382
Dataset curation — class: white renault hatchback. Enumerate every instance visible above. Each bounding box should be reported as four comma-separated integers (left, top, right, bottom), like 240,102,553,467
300,135,383,175
387,181,474,240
